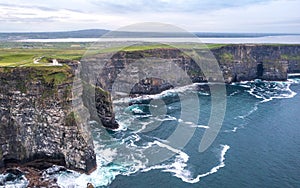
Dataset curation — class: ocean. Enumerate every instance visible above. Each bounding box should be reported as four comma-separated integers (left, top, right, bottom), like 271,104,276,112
50,77,300,188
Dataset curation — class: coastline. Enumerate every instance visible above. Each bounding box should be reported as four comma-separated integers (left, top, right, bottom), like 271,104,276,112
1,43,300,187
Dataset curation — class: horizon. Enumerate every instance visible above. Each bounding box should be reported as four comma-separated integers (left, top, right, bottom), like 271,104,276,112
1,28,300,35
0,0,299,33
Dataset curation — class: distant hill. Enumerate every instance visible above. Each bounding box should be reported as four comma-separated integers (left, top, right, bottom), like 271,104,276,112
0,29,298,41
0,29,109,40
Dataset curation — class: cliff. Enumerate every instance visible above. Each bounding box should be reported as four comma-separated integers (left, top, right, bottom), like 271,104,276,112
86,44,300,95
0,60,119,186
212,44,300,82
0,44,299,185
0,63,99,175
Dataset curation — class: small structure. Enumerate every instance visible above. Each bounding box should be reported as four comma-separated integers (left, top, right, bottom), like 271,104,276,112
52,59,62,66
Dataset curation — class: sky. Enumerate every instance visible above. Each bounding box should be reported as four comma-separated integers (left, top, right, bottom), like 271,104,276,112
0,0,299,33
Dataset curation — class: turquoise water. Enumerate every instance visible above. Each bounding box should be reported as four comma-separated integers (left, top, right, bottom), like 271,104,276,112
54,78,300,188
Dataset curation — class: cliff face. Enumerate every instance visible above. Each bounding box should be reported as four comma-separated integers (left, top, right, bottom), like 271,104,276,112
0,44,299,177
212,45,300,82
83,49,201,96
87,45,300,95
0,64,98,173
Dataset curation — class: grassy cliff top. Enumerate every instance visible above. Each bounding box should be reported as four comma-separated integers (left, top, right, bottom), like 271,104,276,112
0,48,85,67
1,42,299,67
0,43,226,67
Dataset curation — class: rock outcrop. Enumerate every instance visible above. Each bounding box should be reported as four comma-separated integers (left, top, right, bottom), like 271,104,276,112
0,63,99,174
131,78,174,95
82,82,119,129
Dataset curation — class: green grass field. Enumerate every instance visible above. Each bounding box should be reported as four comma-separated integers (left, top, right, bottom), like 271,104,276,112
94,43,228,53
0,42,229,67
0,40,233,67
0,48,86,66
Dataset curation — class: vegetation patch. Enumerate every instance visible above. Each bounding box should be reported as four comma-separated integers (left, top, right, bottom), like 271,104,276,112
16,80,27,93
95,86,110,97
26,65,73,86
281,54,300,61
220,52,234,62
43,72,67,85
65,111,79,126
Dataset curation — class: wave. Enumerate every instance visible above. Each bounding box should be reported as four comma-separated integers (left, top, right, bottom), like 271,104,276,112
0,174,28,188
142,144,230,184
113,82,210,105
224,126,238,133
234,79,298,103
182,120,210,129
56,131,149,188
229,90,240,96
56,134,230,188
190,124,210,129
182,144,230,184
225,78,300,134
140,141,191,181
229,79,299,130
236,104,258,120
56,145,127,187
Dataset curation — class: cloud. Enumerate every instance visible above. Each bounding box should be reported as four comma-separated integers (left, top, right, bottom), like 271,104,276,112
0,2,134,32
90,0,271,14
0,2,54,10
0,3,116,23
192,0,300,32
0,0,299,33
